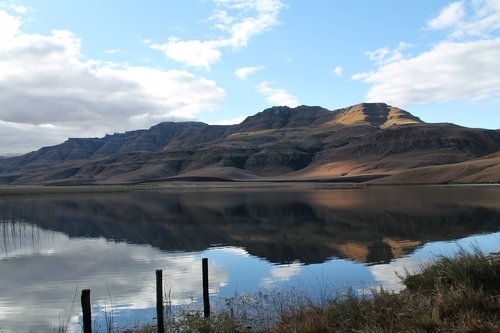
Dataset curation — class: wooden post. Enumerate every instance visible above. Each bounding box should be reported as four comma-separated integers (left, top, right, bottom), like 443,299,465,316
202,258,210,318
81,289,92,333
156,269,165,333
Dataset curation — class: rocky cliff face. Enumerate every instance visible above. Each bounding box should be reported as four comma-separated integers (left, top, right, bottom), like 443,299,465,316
0,103,499,184
328,103,422,127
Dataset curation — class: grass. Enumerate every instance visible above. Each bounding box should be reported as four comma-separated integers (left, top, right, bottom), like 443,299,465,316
271,248,500,333
54,248,497,332
127,248,500,333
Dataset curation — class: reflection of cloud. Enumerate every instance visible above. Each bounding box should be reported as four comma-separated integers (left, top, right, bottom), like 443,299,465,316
368,256,422,292
260,262,302,288
0,223,228,332
212,246,250,257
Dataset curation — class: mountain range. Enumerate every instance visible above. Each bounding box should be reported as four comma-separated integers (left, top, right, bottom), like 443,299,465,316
0,102,499,185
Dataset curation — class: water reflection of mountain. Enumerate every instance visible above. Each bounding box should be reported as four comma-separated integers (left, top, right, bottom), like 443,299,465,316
1,187,499,264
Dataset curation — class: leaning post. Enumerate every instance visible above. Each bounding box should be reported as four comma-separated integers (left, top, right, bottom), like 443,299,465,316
156,269,165,333
81,289,92,333
202,258,210,318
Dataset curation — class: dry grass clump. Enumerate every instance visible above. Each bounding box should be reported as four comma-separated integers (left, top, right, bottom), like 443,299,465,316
157,289,304,333
272,249,500,333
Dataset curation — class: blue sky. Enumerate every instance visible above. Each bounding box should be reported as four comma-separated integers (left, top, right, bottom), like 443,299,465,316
0,0,499,154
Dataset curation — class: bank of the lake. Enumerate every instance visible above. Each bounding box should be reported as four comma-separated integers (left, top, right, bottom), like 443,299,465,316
1,182,500,197
132,250,500,333
0,181,365,195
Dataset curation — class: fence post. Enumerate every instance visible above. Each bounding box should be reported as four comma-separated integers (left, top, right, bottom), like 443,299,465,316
81,289,92,333
202,258,210,318
156,269,165,333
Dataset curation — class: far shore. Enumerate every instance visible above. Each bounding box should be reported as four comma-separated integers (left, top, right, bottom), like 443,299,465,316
0,181,364,195
0,180,498,195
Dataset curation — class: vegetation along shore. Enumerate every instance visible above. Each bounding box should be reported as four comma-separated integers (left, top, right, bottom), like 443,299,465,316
112,249,500,333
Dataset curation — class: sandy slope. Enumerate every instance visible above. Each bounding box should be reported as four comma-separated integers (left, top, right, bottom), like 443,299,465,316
370,152,500,184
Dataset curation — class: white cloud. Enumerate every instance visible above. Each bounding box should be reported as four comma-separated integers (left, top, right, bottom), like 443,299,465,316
149,38,223,69
364,42,412,65
256,81,299,107
235,65,264,79
332,66,343,77
365,47,390,63
428,1,466,30
213,115,248,125
150,0,286,69
0,120,81,154
354,39,500,106
7,4,27,14
0,10,225,154
0,3,28,14
0,9,21,39
427,0,500,38
353,1,500,108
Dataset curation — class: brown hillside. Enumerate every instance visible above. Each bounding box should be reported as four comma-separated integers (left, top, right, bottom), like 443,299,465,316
371,152,500,184
0,103,498,184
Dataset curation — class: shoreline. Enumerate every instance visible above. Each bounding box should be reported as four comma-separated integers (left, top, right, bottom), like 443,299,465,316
0,181,499,195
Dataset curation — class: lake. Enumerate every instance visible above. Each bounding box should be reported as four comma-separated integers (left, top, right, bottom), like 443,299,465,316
0,185,499,332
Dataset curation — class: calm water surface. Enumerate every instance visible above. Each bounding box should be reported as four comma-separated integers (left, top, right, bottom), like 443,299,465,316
0,186,499,332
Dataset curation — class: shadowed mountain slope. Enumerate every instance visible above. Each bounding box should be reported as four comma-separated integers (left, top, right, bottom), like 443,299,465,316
0,103,499,184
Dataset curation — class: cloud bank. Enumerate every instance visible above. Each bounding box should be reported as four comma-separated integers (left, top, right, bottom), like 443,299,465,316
353,0,500,107
0,10,224,154
428,0,500,38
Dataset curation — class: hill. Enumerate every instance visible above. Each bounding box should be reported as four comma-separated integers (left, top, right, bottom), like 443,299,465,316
371,151,500,184
0,103,499,184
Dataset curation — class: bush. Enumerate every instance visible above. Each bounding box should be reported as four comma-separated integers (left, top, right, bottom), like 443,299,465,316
403,248,500,295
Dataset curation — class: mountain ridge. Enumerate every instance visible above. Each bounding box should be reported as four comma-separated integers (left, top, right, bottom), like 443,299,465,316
1,102,499,184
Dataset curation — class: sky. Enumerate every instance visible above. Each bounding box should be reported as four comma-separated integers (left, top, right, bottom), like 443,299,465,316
0,0,500,154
